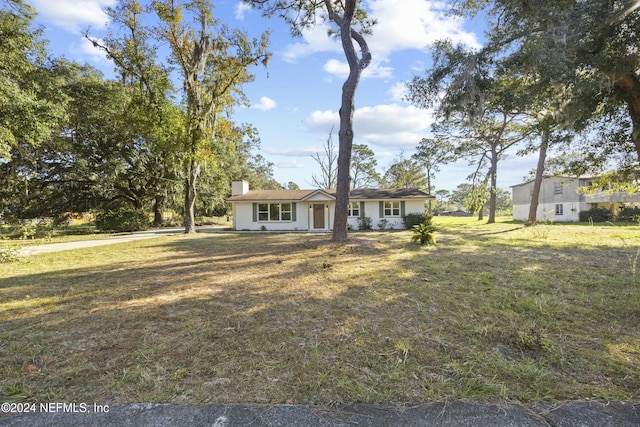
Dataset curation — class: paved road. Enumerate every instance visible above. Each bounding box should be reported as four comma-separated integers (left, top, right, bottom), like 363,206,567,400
1,400,639,427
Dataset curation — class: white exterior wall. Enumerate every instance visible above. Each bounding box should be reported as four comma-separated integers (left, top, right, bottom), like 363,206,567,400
234,199,427,231
346,200,426,230
232,202,311,231
513,202,582,222
512,177,590,222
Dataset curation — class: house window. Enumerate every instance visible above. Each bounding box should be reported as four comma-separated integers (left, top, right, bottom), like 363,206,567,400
554,183,563,194
348,202,360,217
258,204,269,221
259,203,292,221
555,204,564,216
384,201,401,217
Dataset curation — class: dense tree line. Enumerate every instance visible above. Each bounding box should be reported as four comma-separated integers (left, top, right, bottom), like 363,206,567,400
4,0,636,230
0,0,278,227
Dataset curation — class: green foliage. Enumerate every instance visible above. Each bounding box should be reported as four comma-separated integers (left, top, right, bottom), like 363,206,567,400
411,223,437,246
402,213,433,230
0,2,65,159
452,0,640,165
381,153,429,190
617,206,640,223
513,328,554,354
96,209,150,232
357,216,372,231
0,246,20,263
578,207,612,223
351,144,380,188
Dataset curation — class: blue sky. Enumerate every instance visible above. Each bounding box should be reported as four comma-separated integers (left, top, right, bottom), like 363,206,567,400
29,0,538,192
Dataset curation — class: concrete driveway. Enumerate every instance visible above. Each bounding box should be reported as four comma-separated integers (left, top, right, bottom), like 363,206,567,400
17,228,186,256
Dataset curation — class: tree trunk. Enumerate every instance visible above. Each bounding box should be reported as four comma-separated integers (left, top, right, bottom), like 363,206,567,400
613,73,640,159
426,171,433,215
153,194,165,227
527,125,549,225
333,122,354,241
487,146,498,224
331,0,371,242
184,159,199,234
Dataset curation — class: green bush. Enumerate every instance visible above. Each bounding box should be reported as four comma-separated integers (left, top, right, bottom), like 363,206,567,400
0,246,20,263
411,223,436,246
618,206,640,223
357,216,373,231
402,213,433,230
578,207,612,223
96,209,150,232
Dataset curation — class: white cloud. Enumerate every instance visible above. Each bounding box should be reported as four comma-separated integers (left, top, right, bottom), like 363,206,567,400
323,57,393,79
264,147,320,157
306,104,435,148
251,96,277,111
73,37,111,65
388,81,409,102
275,159,305,169
235,2,252,20
31,0,115,33
282,0,481,78
366,0,481,55
306,110,339,130
282,22,342,63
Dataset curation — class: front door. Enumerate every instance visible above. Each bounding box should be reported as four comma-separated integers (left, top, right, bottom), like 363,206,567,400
313,204,325,229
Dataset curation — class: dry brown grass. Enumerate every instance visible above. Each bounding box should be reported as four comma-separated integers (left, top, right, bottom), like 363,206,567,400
1,221,639,405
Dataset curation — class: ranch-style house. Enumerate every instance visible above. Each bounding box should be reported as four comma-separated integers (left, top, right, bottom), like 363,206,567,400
227,180,434,231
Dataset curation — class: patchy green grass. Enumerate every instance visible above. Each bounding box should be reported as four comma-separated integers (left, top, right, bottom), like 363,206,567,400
1,221,639,405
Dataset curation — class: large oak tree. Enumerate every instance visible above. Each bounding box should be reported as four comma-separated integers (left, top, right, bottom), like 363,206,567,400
454,0,640,165
153,0,270,233
247,0,373,242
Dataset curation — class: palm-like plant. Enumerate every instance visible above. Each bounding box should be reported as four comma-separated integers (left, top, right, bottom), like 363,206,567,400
411,223,437,246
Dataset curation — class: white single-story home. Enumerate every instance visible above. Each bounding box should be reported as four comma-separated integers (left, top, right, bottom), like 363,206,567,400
227,180,434,231
511,175,640,222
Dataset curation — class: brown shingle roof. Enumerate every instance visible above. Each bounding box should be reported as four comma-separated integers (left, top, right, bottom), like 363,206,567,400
227,188,433,202
348,188,433,199
227,189,315,201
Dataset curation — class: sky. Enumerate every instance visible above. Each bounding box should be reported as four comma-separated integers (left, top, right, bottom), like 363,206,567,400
28,0,539,193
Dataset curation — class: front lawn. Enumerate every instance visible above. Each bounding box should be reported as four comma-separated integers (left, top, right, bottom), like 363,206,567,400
1,220,639,404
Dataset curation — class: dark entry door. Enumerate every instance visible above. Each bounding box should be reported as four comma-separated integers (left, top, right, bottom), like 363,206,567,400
313,204,325,229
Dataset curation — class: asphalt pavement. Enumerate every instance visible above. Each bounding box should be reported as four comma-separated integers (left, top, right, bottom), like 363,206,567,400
1,400,639,427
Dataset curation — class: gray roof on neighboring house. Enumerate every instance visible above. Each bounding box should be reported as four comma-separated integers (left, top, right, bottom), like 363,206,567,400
510,175,596,188
227,188,434,202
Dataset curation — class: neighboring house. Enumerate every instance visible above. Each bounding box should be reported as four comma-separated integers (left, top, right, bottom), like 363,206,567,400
227,180,433,231
511,176,640,222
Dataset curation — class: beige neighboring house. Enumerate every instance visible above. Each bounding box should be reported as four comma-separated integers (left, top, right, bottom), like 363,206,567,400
511,176,640,222
227,180,433,231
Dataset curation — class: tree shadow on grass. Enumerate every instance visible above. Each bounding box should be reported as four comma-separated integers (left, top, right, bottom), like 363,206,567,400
1,231,639,404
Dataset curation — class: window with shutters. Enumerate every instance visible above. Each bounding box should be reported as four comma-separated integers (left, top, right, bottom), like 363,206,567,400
258,203,292,221
384,201,401,217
